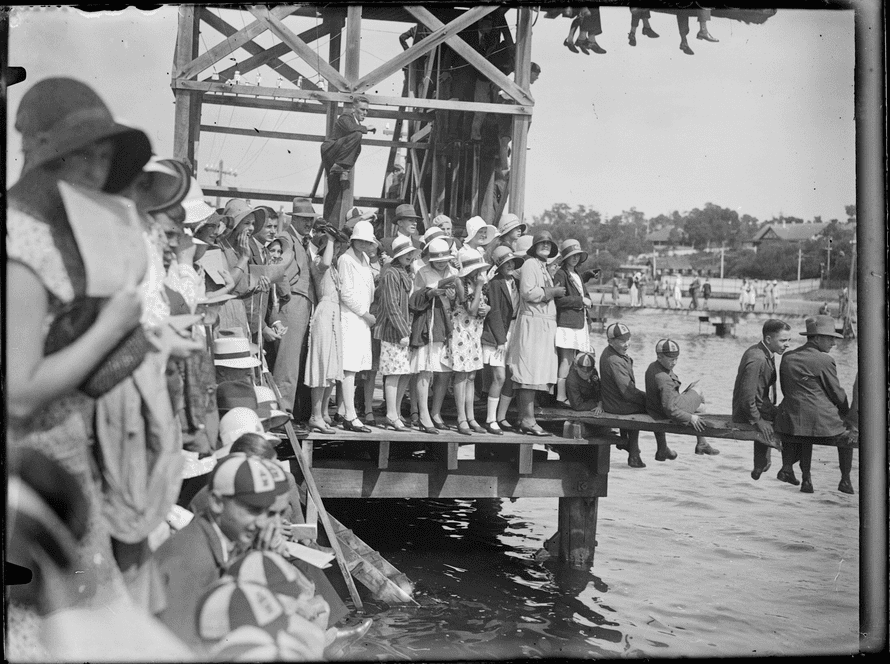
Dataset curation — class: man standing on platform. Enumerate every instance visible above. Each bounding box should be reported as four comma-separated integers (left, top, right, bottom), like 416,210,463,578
274,197,318,427
731,319,792,480
773,315,855,494
320,95,376,226
644,338,720,456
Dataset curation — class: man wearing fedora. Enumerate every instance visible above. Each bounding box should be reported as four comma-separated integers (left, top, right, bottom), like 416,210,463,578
773,315,855,494
320,95,376,225
273,197,318,426
381,204,423,258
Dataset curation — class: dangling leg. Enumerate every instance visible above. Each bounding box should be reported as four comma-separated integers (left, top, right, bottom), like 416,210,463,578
837,444,854,494
678,14,694,55
556,347,574,405
696,9,718,42
799,443,814,493
654,431,677,461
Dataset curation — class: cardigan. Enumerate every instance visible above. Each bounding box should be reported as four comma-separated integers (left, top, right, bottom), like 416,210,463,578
481,275,516,347
553,266,586,329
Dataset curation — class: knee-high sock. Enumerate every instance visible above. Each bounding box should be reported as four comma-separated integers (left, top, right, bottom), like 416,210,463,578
486,397,499,424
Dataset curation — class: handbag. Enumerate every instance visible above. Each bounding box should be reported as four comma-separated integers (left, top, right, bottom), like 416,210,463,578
43,296,153,398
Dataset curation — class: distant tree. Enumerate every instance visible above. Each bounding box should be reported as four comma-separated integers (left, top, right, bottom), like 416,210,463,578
845,204,856,224
682,202,740,250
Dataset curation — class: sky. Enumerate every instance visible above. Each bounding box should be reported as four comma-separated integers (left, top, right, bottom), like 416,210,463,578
5,5,857,224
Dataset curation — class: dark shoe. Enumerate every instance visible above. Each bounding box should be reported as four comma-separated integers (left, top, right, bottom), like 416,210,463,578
751,461,771,481
628,454,647,468
456,421,473,436
616,440,628,452
696,30,719,43
518,424,552,437
800,477,814,494
695,441,720,455
363,412,377,426
342,418,371,434
680,43,694,55
325,618,373,660
642,26,660,38
485,421,504,436
777,468,800,486
410,412,420,428
589,40,606,54
332,413,346,425
432,417,450,431
563,38,579,54
417,422,439,435
628,31,637,47
468,419,487,434
497,419,515,432
655,447,677,461
838,477,854,494
291,422,309,436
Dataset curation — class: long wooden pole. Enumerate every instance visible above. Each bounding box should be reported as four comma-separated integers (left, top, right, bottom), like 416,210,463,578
340,5,362,223
508,7,533,221
172,6,199,165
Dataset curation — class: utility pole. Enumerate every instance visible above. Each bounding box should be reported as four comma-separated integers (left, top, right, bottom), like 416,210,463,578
826,237,833,285
797,245,802,282
204,160,237,207
719,245,725,280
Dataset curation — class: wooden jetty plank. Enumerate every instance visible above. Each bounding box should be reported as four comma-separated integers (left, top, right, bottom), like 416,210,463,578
309,460,607,499
377,441,390,470
303,428,619,446
536,409,858,448
518,444,534,475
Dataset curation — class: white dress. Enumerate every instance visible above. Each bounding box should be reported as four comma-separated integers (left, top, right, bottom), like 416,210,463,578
338,249,375,372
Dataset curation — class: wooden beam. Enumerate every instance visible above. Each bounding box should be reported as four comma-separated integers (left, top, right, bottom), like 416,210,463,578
508,6,533,221
344,6,362,85
352,5,498,93
173,6,200,164
249,6,350,92
178,5,297,80
174,79,530,115
199,124,429,150
558,497,599,569
200,185,401,209
202,93,431,121
309,460,608,499
406,6,534,106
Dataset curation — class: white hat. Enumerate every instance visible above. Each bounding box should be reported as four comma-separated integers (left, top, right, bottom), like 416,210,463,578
216,407,278,458
213,333,261,368
181,450,217,479
390,235,420,261
253,385,291,430
426,237,453,262
349,219,378,244
465,216,498,246
182,177,216,225
458,249,489,279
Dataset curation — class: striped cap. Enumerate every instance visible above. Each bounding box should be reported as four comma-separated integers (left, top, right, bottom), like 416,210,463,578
655,338,681,358
196,579,289,642
227,550,315,601
574,351,596,368
262,459,290,497
606,322,631,341
209,454,278,508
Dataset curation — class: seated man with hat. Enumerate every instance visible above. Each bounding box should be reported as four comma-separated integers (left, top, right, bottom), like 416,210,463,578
773,315,855,495
644,338,720,457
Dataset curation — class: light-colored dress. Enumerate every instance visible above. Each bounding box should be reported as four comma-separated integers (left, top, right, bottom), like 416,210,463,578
338,249,375,372
304,264,343,388
507,257,558,391
445,281,485,373
410,264,457,373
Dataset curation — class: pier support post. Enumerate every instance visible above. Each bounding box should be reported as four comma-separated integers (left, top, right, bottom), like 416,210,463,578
557,497,599,570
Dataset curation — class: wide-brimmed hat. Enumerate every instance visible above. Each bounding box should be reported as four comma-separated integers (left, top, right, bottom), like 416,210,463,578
283,197,316,218
491,245,525,272
390,235,420,261
800,314,844,338
217,410,278,456
349,219,377,244
142,157,192,214
181,450,217,480
217,380,259,413
344,206,377,231
458,249,489,279
526,231,558,258
213,331,261,368
465,216,498,246
514,234,535,255
182,178,216,226
425,237,453,263
559,238,588,264
223,199,266,236
421,226,455,252
253,385,291,429
497,212,526,237
15,77,152,193
394,203,421,221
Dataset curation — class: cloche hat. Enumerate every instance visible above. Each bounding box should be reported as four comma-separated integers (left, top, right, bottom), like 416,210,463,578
465,216,498,246
497,212,526,237
559,238,588,264
349,219,378,244
527,231,558,258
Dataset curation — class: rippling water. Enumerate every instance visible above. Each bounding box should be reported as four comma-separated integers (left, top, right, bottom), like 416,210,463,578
330,310,860,659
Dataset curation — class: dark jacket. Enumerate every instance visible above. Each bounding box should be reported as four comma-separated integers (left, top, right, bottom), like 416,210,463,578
774,341,849,437
481,275,516,347
599,345,647,414
731,341,777,425
644,360,702,425
154,513,228,651
281,227,316,304
567,364,601,411
408,286,452,348
553,266,586,329
374,265,412,343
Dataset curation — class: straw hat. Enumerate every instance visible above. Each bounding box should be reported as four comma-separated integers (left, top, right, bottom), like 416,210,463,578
425,238,453,263
253,385,291,429
181,450,217,480
283,197,316,218
349,219,377,244
421,226,455,253
182,177,215,226
141,157,192,214
217,409,278,456
465,216,498,246
213,331,261,369
394,203,420,220
526,231,558,258
490,245,525,272
390,235,420,261
458,249,489,279
559,238,588,264
14,77,152,192
497,212,526,237
800,315,844,338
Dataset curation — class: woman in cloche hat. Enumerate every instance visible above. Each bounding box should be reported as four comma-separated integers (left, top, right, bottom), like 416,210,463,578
553,239,593,405
505,231,566,436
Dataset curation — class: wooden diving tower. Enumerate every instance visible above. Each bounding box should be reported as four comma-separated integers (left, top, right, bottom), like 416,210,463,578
171,4,535,231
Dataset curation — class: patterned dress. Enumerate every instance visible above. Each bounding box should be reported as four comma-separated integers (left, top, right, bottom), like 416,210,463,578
445,280,485,373
304,264,343,388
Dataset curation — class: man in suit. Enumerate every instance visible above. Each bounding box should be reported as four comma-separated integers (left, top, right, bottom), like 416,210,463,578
599,323,669,467
154,454,278,650
380,204,423,259
644,338,720,457
773,315,855,494
320,95,376,225
731,319,792,481
273,197,317,425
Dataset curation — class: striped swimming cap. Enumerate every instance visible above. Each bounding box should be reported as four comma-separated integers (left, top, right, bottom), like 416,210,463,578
655,338,680,358
606,323,631,340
